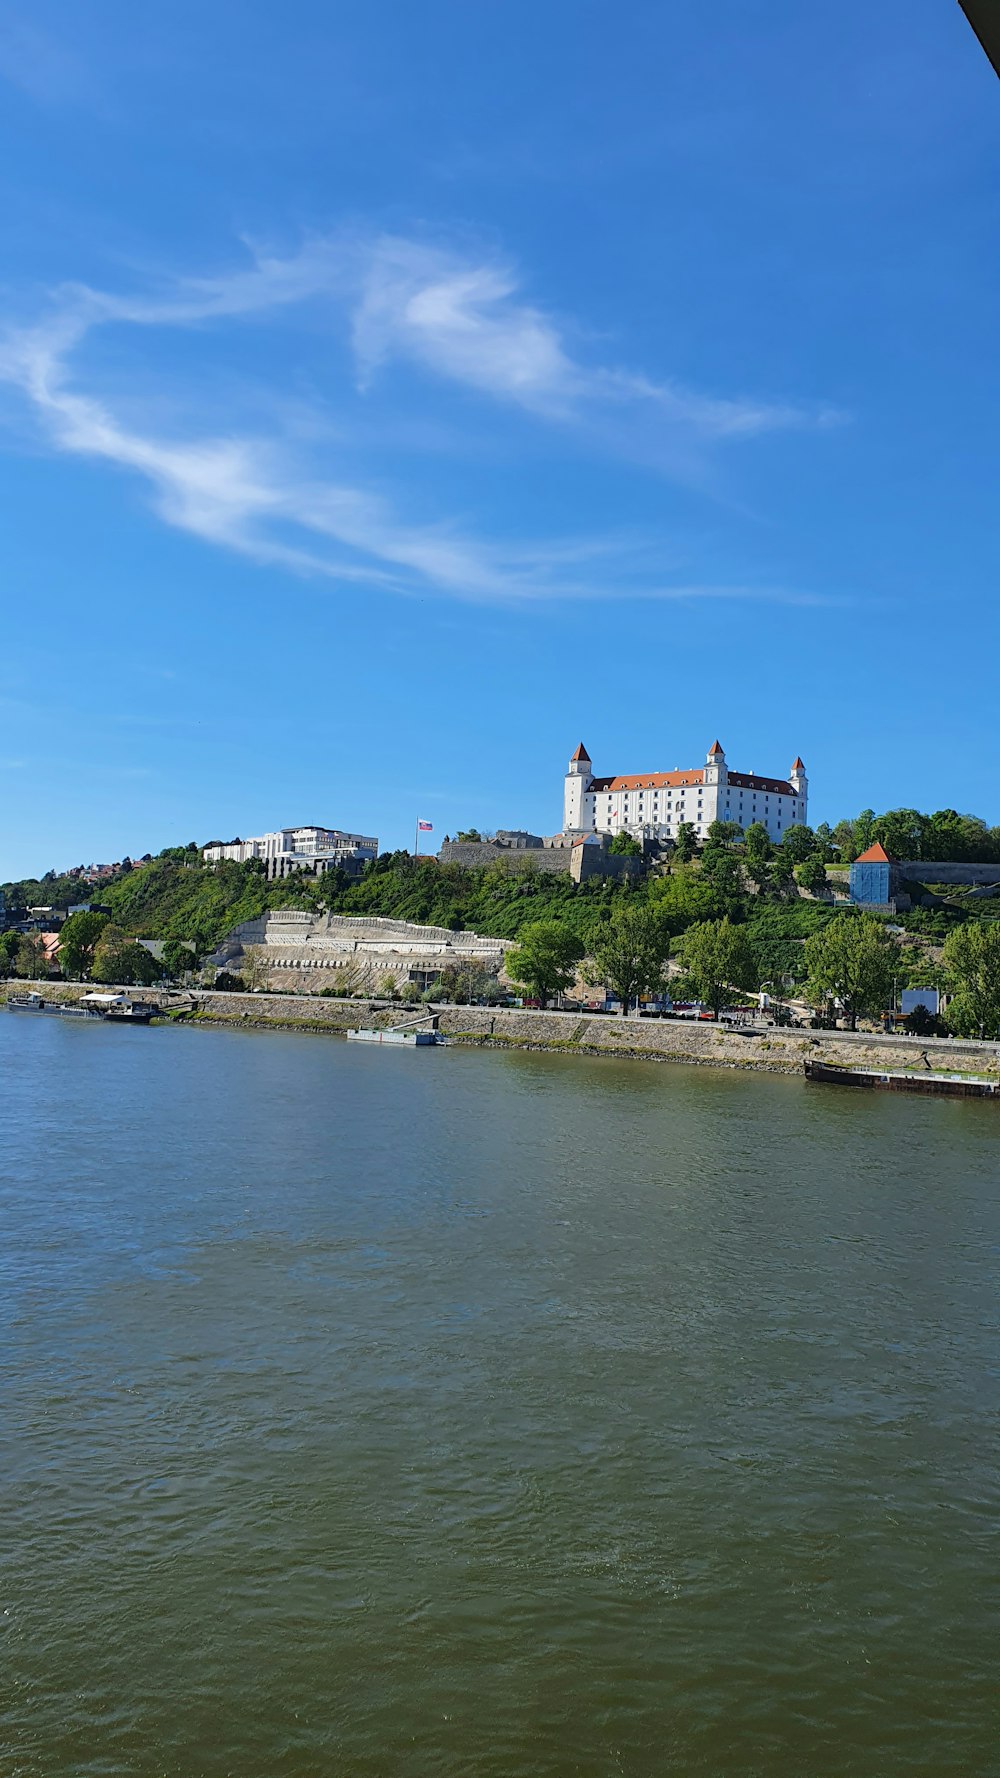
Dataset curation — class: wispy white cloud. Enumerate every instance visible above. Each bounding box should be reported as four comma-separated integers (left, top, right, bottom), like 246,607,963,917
351,234,841,441
0,232,842,606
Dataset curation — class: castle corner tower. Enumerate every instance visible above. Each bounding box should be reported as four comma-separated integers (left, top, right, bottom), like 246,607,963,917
564,743,593,831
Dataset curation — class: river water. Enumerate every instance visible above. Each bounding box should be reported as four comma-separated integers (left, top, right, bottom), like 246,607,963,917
1,1016,997,1776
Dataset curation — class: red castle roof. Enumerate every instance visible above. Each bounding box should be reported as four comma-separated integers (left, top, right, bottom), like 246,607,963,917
570,742,591,762
708,740,724,755
854,842,892,864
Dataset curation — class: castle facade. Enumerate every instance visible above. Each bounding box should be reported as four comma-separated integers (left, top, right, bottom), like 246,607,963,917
563,741,807,845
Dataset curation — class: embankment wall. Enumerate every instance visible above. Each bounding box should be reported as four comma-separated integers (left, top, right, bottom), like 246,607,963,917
8,983,1000,1077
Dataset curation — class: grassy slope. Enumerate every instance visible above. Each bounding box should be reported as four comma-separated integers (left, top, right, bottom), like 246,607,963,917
7,847,974,986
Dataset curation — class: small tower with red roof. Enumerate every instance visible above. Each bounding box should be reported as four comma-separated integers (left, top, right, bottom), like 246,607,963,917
564,742,594,832
704,739,727,794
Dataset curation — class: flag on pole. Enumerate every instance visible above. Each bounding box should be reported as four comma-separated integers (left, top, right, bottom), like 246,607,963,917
417,820,433,832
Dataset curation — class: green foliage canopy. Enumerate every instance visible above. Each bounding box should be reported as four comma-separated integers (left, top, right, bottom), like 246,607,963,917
58,910,109,979
942,922,1000,1039
586,903,670,1013
804,913,901,1029
674,917,758,1016
504,921,584,1007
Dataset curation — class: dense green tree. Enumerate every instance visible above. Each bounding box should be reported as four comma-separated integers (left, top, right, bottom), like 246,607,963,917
91,926,163,987
649,868,727,933
804,913,901,1030
609,830,642,857
672,822,698,863
853,810,877,857
456,829,482,843
812,822,836,862
16,934,50,980
942,923,1000,1039
698,833,743,902
742,821,773,888
586,904,671,1015
0,929,21,976
504,922,584,1007
795,854,828,895
872,809,929,860
706,820,744,846
58,910,109,979
161,938,197,980
778,823,816,865
674,918,758,1017
767,854,797,898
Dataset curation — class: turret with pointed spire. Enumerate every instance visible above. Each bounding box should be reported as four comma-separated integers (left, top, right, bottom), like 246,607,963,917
704,739,727,792
564,742,594,831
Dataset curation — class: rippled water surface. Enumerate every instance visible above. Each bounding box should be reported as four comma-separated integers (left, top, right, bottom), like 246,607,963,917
1,1015,998,1776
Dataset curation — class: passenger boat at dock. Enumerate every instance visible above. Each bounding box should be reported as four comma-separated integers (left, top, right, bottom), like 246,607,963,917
804,1058,1000,1099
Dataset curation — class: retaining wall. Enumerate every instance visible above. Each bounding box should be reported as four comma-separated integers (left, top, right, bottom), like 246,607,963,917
11,983,997,1078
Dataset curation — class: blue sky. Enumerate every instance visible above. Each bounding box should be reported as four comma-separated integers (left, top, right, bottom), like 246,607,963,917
1,0,997,878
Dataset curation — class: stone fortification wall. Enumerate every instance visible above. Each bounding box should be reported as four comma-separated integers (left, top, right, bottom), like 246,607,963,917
439,839,572,872
437,838,643,882
899,862,1000,886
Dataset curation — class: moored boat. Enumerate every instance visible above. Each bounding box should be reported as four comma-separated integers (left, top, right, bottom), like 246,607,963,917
804,1058,1000,1099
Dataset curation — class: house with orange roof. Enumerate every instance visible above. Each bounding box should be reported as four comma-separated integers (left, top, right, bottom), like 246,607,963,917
563,740,808,844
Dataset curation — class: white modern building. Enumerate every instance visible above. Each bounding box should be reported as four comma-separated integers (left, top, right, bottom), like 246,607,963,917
203,826,378,878
564,741,807,844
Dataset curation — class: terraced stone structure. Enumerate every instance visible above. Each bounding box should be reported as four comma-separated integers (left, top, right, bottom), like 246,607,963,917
209,909,511,994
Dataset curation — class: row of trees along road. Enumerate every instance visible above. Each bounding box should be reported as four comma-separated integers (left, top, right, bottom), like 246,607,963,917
503,906,761,1018
502,904,1000,1039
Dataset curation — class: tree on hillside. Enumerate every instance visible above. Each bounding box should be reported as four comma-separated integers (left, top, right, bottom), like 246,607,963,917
795,854,828,895
872,809,928,860
778,823,816,865
649,868,727,933
698,832,743,902
803,913,900,1030
504,922,584,1008
58,910,109,979
672,822,698,863
674,918,758,1017
742,821,773,887
766,854,797,899
586,904,671,1015
456,829,482,843
609,830,642,856
942,922,1000,1039
705,819,742,845
813,822,836,862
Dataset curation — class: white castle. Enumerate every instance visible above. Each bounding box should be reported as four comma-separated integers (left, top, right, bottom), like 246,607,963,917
563,740,807,845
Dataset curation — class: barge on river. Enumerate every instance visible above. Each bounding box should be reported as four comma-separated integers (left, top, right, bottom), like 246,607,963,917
804,1058,999,1099
6,991,158,1024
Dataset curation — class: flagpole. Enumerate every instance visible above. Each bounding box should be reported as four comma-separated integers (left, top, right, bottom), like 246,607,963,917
414,819,419,859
